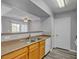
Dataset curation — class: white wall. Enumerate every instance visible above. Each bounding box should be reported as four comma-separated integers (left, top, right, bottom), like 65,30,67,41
55,10,77,51
42,17,51,34
29,20,42,31
1,17,11,33
71,11,77,51
41,16,55,49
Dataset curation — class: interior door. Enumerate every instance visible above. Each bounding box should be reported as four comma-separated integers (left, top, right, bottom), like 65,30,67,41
54,17,71,50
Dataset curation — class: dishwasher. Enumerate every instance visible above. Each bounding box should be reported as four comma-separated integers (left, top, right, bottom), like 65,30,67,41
45,38,51,55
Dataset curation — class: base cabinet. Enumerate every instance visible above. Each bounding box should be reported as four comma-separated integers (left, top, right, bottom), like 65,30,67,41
2,40,45,59
2,47,28,59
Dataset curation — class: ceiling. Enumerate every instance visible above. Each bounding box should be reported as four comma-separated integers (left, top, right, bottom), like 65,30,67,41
1,0,77,20
2,6,41,21
1,0,49,18
43,0,77,14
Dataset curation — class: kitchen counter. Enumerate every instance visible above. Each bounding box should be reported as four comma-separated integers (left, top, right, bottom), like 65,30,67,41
1,35,50,56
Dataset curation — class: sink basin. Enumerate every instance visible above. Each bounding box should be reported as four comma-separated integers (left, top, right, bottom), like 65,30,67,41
37,38,41,40
30,37,41,42
20,37,41,43
30,40,36,42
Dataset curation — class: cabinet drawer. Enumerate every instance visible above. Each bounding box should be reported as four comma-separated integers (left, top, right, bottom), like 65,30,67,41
14,52,28,59
29,43,39,50
29,47,39,52
2,47,28,59
29,43,39,52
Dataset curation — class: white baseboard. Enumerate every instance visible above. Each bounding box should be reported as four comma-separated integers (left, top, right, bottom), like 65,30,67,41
53,47,77,53
49,48,54,52
50,49,53,52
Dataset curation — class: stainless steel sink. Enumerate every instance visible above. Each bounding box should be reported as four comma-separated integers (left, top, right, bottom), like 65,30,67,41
21,37,41,43
30,37,41,42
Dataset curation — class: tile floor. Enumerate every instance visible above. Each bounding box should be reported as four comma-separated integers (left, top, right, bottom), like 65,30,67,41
44,48,76,59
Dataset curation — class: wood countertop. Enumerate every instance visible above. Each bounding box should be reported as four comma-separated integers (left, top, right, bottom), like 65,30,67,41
1,35,50,56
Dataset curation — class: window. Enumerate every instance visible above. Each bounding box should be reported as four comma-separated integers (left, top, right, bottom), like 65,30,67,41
21,24,28,32
11,23,20,32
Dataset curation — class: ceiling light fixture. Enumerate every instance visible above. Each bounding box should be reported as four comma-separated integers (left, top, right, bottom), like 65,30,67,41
22,16,30,22
57,0,69,8
57,0,65,8
24,20,28,22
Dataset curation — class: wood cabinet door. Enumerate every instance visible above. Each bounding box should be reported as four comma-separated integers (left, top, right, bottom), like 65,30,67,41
29,49,39,59
14,53,28,59
39,41,45,59
29,43,39,59
40,47,45,59
29,50,39,59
